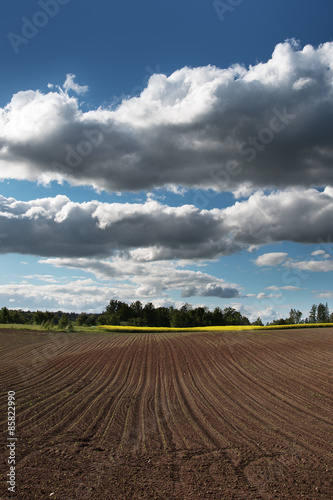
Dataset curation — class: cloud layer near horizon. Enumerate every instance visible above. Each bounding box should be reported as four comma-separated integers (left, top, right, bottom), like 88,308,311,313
1,41,333,193
38,257,241,300
0,187,332,259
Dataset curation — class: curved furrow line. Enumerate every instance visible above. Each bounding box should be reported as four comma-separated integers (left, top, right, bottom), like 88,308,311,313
236,345,333,410
152,348,168,452
204,335,333,428
175,336,266,449
0,355,96,429
15,354,94,392
163,378,191,452
1,336,116,393
10,348,107,414
235,335,330,376
62,342,141,445
155,335,187,453
0,337,51,360
65,338,140,436
188,336,317,444
144,390,161,448
118,335,152,453
128,334,159,454
21,349,123,435
137,334,154,453
1,335,90,367
201,336,333,453
158,337,197,451
236,337,333,400
240,333,333,375
232,348,333,426
16,334,136,406
213,335,333,429
98,334,150,444
115,335,168,453
37,364,120,437
237,334,333,383
152,336,207,450
164,336,225,450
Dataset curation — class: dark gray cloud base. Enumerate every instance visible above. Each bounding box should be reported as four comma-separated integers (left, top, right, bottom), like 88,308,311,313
1,41,333,193
0,187,332,259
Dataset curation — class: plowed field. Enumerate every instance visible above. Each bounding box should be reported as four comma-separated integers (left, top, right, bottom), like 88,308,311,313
0,328,332,499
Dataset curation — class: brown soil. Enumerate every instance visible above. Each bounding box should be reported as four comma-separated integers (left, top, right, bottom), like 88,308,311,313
0,327,332,499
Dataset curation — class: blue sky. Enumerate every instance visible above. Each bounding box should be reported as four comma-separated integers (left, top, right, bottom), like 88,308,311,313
0,0,333,322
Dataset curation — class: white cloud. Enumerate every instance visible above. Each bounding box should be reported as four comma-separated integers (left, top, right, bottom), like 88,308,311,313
63,74,89,95
256,292,282,300
311,249,330,258
223,187,333,247
0,278,114,313
228,303,277,323
181,283,239,299
265,285,303,291
312,290,333,299
39,256,241,300
0,272,200,314
1,188,332,260
1,41,333,192
23,274,59,283
254,253,289,267
0,194,237,259
284,259,333,272
292,77,315,90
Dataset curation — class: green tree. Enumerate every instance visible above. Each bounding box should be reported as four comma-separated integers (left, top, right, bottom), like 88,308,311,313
143,302,157,327
317,303,329,323
0,307,10,324
289,309,302,324
130,301,143,319
33,310,45,325
308,304,317,323
9,309,25,324
155,307,170,327
96,313,109,325
58,313,69,330
212,307,224,326
67,322,75,332
76,313,89,326
86,314,98,326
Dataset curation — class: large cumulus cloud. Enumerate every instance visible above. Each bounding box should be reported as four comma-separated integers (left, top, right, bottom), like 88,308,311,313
0,194,236,258
0,187,332,259
1,41,333,193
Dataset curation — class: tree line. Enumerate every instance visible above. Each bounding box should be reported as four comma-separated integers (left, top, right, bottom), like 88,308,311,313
0,301,332,329
268,303,332,326
0,302,250,329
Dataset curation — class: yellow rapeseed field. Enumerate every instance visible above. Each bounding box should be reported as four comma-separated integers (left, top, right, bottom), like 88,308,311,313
97,323,333,333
